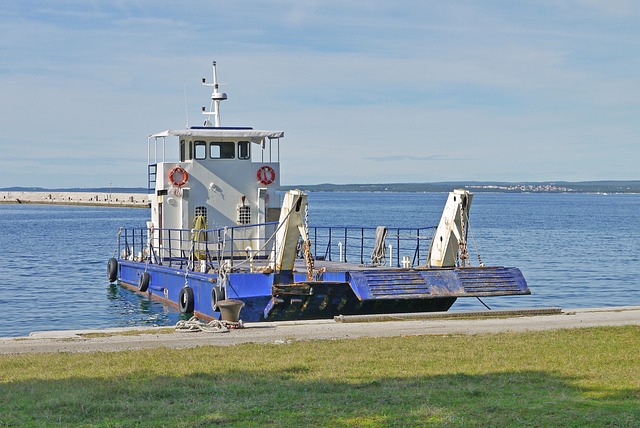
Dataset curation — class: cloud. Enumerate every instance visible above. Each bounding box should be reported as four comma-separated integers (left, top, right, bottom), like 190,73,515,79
0,0,639,187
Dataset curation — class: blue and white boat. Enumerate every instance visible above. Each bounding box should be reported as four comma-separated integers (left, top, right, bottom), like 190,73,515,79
108,62,530,322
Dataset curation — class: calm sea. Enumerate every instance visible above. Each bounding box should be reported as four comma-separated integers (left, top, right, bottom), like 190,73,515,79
1,192,639,338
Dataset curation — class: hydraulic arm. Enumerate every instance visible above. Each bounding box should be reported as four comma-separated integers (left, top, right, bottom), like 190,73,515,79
427,189,474,268
270,190,309,273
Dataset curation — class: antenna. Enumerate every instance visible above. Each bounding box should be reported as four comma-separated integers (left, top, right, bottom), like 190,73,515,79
201,61,227,127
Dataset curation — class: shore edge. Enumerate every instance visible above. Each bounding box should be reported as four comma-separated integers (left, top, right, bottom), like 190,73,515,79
1,306,639,355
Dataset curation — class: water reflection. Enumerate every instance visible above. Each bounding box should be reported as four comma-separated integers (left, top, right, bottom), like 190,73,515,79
106,282,182,328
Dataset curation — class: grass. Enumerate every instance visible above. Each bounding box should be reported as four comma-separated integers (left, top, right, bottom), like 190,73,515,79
1,326,639,427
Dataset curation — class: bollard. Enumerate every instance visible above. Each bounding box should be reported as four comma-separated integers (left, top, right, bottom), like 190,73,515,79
217,299,245,322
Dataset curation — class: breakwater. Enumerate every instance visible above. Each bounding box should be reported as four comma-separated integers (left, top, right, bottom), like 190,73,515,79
0,191,149,208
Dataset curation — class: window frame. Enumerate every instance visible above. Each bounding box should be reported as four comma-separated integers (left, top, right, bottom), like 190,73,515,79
238,141,251,160
210,141,235,159
194,141,207,160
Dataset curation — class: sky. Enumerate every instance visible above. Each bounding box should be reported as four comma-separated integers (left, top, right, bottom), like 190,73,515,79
1,1,639,188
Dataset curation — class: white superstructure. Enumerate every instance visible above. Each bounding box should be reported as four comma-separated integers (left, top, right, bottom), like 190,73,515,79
146,62,284,256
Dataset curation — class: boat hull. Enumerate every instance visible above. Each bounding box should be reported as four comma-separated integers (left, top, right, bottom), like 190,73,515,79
116,259,529,322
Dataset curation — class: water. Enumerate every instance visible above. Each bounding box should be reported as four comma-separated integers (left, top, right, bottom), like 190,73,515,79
1,192,639,337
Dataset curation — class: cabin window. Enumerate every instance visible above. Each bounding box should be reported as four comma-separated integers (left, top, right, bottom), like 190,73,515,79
238,141,250,160
195,206,208,224
194,141,207,160
180,140,185,162
189,142,193,160
210,142,235,159
237,205,251,225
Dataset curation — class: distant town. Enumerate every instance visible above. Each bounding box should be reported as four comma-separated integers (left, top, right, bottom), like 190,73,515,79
283,180,640,194
2,180,640,195
466,184,576,192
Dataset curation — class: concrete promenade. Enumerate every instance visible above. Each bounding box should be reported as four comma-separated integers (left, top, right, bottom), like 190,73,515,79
0,191,149,208
1,306,639,355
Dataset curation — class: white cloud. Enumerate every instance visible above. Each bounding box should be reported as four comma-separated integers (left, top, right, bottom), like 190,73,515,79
0,0,638,187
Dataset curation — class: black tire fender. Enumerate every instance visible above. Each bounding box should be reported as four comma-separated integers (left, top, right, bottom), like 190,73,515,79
107,258,118,283
138,271,150,292
211,287,226,312
179,287,195,313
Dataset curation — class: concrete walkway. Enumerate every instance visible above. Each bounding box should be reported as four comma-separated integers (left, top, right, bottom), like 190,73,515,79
0,191,149,208
1,306,639,355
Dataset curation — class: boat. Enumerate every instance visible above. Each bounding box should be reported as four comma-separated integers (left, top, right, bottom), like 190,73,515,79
107,62,530,322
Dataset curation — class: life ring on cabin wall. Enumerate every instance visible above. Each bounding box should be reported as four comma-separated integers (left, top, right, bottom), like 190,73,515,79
168,166,189,187
257,166,276,185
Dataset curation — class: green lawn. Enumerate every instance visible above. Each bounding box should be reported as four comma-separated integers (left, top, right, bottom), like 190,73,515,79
1,326,638,427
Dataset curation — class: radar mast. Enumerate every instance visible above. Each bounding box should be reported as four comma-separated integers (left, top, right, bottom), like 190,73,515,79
201,61,227,127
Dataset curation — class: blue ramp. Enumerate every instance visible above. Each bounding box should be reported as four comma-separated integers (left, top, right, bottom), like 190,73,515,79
348,267,529,301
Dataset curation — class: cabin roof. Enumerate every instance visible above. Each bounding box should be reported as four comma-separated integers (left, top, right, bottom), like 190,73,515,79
150,127,284,140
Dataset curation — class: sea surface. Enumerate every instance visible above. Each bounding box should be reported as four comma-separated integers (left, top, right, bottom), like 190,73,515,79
1,192,639,338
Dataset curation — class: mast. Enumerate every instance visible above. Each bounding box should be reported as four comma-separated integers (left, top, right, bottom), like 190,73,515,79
201,61,227,127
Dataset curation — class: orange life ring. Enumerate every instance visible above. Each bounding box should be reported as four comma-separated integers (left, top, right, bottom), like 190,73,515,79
168,166,188,187
257,166,276,185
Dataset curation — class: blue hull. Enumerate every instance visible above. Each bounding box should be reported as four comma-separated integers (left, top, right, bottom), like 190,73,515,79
116,259,529,322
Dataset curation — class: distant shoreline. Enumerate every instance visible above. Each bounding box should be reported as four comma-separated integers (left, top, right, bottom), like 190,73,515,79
282,180,640,194
0,191,150,208
2,180,640,200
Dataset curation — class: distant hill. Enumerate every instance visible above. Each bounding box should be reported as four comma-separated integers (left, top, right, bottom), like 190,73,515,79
3,181,639,194
282,181,640,193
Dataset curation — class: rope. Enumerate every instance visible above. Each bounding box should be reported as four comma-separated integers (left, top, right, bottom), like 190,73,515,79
175,316,243,333
467,217,484,267
219,262,233,296
458,205,469,267
371,226,388,266
476,297,492,310
302,204,316,280
113,227,123,258
171,184,183,198
182,234,194,287
145,225,153,272
302,239,315,280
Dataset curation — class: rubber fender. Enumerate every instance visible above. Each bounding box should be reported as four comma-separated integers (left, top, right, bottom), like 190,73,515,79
179,287,195,313
138,271,150,292
211,287,226,312
107,258,118,283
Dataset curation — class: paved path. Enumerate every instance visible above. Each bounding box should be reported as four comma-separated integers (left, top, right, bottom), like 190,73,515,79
1,307,639,355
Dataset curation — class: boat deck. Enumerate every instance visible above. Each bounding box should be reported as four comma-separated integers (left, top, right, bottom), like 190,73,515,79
294,258,406,272
149,256,415,274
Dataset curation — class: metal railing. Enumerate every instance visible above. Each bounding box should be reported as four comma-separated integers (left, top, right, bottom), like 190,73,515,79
117,223,437,270
118,222,278,270
309,226,436,267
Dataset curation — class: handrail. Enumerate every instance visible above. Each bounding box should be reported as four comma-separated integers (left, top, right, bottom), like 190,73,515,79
307,226,436,267
117,223,436,270
118,222,278,270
